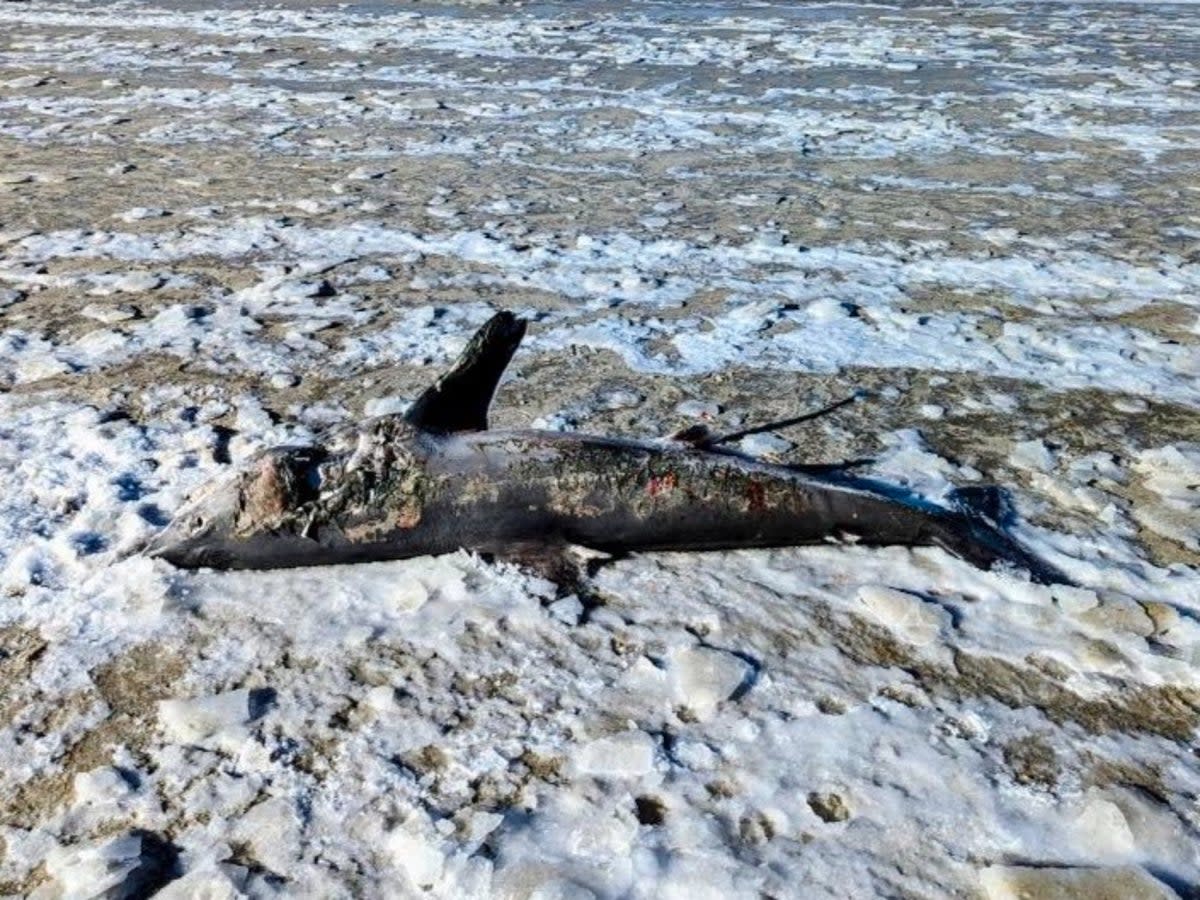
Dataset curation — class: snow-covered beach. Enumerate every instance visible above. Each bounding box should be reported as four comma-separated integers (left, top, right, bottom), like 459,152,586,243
1,0,1199,896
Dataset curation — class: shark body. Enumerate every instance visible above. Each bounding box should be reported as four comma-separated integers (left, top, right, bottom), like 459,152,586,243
147,312,1068,584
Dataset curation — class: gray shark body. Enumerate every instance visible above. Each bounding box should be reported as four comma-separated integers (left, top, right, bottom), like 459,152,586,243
147,313,1068,584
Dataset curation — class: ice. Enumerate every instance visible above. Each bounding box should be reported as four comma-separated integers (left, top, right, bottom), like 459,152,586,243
153,865,246,900
1133,445,1200,551
857,585,947,648
388,825,446,891
158,689,253,743
38,832,176,900
231,797,303,876
1011,439,1058,473
2,0,1200,895
118,207,170,223
668,646,753,719
673,400,720,421
72,766,137,806
735,432,792,458
574,733,657,779
979,865,1179,900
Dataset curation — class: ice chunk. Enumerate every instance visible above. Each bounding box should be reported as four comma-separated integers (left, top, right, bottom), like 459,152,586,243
737,432,793,459
388,825,445,890
363,395,410,417
73,766,136,805
858,585,946,646
805,297,853,320
233,796,303,876
42,833,144,898
158,689,251,743
574,732,656,778
80,303,140,323
154,864,245,900
1071,792,1137,859
1010,439,1057,473
980,864,1177,900
669,646,752,718
674,399,720,420
118,207,170,222
41,831,178,900
234,395,274,435
1133,444,1200,551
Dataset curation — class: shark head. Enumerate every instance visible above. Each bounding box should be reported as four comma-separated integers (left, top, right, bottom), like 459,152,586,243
147,311,523,571
146,446,327,569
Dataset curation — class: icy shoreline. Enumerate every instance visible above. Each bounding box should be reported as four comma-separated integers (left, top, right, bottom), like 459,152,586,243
2,0,1200,896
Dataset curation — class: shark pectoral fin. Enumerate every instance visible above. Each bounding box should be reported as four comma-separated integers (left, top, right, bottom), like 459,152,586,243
706,392,862,448
479,539,615,595
404,310,528,433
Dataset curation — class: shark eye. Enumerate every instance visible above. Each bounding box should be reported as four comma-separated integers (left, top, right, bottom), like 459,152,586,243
192,516,206,529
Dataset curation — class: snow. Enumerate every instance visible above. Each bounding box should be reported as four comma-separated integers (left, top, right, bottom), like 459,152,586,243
2,403,1197,889
158,690,256,744
574,734,657,779
2,0,1199,896
980,864,1180,900
1133,445,1200,552
40,833,146,900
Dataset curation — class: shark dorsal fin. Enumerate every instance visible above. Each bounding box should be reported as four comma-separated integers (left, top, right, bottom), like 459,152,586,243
404,311,527,433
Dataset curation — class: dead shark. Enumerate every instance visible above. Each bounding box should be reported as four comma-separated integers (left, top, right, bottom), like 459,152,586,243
146,311,1069,584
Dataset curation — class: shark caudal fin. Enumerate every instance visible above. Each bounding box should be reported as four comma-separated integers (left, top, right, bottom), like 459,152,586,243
940,486,1072,586
405,311,527,433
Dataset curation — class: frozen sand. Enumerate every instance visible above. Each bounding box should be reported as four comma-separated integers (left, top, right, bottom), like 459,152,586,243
1,0,1199,896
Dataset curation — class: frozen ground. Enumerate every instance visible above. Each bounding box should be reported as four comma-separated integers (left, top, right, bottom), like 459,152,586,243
1,0,1200,896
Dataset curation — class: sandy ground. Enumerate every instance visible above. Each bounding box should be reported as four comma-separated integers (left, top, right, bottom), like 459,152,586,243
1,0,1200,897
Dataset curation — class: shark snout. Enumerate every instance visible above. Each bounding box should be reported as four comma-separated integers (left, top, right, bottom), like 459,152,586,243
143,471,247,567
143,513,225,567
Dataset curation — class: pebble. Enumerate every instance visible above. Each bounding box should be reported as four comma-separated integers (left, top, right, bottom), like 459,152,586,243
807,791,851,823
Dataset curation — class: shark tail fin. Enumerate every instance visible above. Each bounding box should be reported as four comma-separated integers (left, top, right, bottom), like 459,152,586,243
938,485,1071,586
948,485,1011,526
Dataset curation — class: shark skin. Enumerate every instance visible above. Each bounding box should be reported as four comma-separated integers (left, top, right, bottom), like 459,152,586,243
146,312,1070,585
